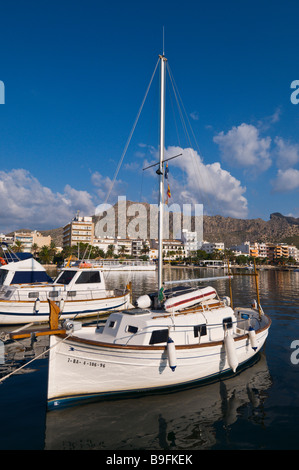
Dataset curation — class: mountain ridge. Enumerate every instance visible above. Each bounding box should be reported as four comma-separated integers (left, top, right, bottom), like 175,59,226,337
6,208,299,249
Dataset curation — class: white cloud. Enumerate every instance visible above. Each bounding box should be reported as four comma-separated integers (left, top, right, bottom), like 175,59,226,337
0,169,95,233
163,146,248,218
271,168,299,192
274,137,299,169
213,123,272,172
91,170,126,202
190,111,199,121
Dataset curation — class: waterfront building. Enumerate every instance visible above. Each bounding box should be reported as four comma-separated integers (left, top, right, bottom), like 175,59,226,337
13,231,52,253
131,239,150,257
181,229,199,256
201,241,225,254
151,239,186,260
63,213,94,248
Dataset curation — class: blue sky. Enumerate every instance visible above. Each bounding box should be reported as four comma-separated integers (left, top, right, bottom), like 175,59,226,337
0,0,299,233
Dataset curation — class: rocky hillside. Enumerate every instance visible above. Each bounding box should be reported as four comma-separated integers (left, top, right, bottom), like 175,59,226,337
202,212,299,247
92,201,299,247
9,206,299,249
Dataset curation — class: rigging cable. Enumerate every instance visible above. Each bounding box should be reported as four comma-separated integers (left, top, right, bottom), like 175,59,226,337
104,58,160,205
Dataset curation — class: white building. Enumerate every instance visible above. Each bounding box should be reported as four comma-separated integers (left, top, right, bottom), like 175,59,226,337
288,245,299,262
201,241,225,254
230,241,250,256
181,229,198,255
92,237,132,256
151,239,186,260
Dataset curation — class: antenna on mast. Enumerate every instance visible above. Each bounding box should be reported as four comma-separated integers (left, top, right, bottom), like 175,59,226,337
162,26,165,55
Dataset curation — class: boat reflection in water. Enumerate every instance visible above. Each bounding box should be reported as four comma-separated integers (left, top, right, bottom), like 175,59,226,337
44,352,272,450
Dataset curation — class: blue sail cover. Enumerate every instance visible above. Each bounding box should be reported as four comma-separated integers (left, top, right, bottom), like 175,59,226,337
3,252,33,263
0,247,54,283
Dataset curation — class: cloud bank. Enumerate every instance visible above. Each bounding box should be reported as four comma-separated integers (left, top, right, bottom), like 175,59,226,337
0,169,95,234
163,146,248,218
213,123,272,172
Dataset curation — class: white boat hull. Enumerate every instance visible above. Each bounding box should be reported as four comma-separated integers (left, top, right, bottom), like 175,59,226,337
0,292,131,324
47,315,270,409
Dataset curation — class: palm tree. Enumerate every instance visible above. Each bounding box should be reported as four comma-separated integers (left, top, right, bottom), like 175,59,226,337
106,244,115,259
119,245,126,258
38,245,51,264
12,240,24,253
31,243,39,258
140,243,149,256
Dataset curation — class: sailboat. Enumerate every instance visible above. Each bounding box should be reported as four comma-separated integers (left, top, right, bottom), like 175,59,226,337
44,52,271,410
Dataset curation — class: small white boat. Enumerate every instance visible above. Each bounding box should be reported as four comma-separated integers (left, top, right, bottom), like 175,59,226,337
0,253,132,324
45,52,271,410
94,259,156,272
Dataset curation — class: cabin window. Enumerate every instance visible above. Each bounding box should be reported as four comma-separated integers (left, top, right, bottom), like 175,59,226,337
67,291,76,297
55,270,76,285
0,269,8,286
75,271,101,284
127,325,138,334
149,329,168,345
194,324,207,338
48,291,59,298
108,321,116,328
223,317,233,329
28,292,39,298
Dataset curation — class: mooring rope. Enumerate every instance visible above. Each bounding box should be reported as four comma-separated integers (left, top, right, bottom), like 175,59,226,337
0,332,73,384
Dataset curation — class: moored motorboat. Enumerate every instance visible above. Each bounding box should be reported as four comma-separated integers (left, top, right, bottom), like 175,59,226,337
0,254,132,324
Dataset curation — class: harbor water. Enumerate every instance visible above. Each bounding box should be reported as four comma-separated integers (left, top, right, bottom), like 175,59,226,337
0,267,298,450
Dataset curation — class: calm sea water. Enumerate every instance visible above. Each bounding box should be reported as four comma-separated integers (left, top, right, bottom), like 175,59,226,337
0,267,298,451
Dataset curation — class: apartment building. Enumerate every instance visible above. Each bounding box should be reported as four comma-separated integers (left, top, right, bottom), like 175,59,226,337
201,241,225,254
13,231,52,253
63,215,94,248
181,229,199,255
131,239,150,257
151,239,186,260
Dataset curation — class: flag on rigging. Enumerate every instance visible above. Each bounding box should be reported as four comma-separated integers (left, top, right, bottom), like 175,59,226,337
165,162,169,179
166,183,171,204
165,162,171,204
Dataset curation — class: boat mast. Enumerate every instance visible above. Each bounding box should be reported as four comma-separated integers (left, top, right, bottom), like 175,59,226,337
158,53,167,297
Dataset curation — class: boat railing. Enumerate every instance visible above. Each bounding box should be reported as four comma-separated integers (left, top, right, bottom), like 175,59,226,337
0,287,128,302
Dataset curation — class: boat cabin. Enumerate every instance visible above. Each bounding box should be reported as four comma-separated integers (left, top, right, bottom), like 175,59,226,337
0,255,53,287
53,267,106,291
95,298,237,347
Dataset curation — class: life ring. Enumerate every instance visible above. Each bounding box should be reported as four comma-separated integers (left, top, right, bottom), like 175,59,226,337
79,262,92,268
0,257,7,265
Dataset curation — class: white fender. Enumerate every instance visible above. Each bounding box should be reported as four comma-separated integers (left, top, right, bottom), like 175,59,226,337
167,337,177,371
135,295,152,309
34,298,40,313
59,299,65,312
248,327,257,350
224,334,238,372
